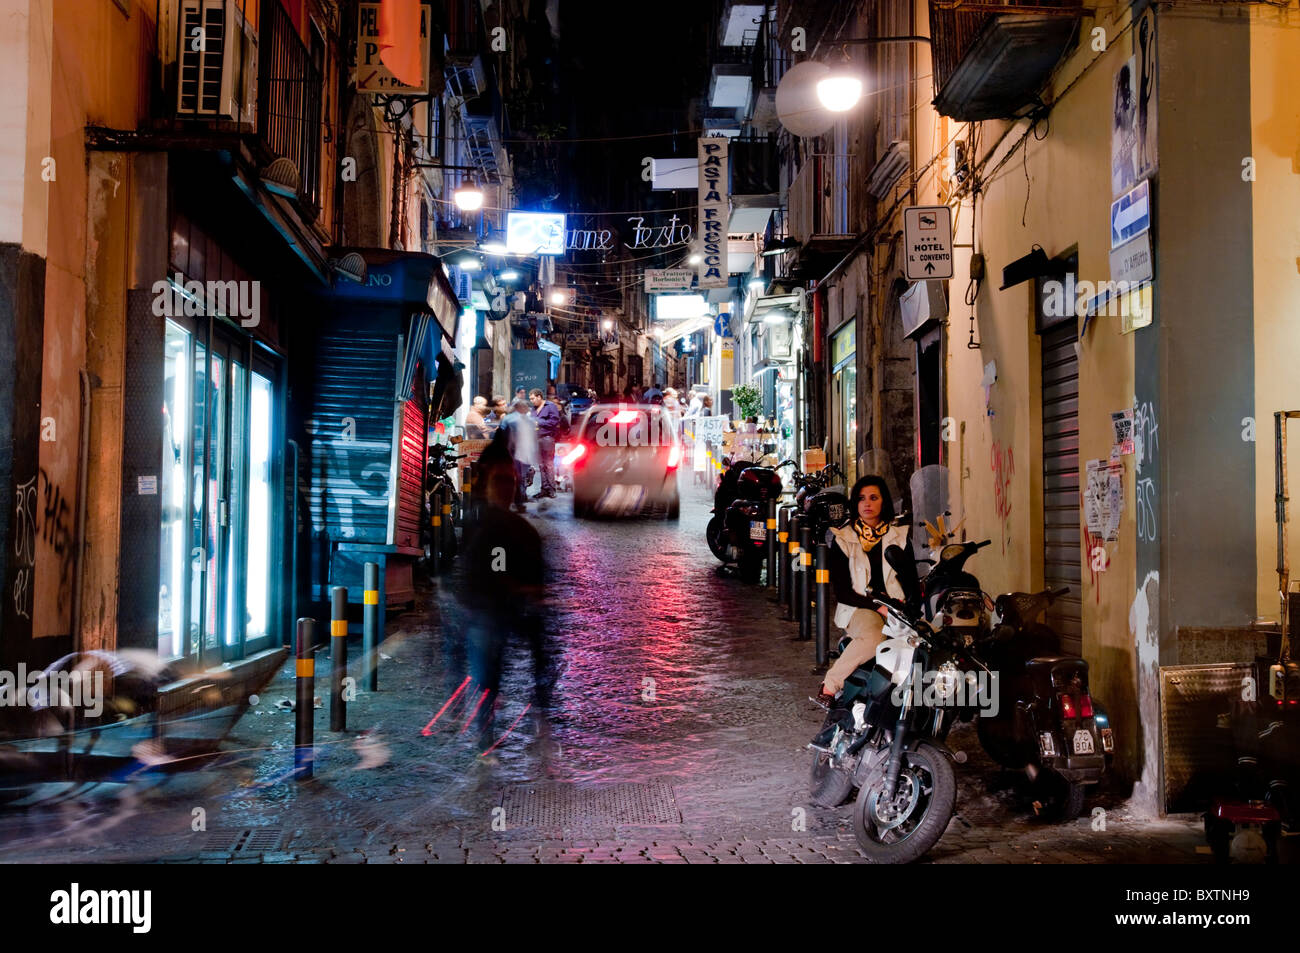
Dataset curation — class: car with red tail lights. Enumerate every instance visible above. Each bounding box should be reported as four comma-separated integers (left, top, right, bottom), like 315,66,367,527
564,405,682,519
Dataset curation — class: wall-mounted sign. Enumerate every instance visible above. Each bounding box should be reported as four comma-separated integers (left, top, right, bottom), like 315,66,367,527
1109,231,1153,287
507,212,568,255
1110,180,1150,250
903,206,953,280
356,2,431,94
697,138,730,289
644,268,695,293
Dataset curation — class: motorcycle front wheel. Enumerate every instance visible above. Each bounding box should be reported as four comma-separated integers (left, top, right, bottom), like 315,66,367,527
852,742,956,864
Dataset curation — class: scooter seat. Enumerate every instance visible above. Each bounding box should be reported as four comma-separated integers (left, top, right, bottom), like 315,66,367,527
1024,655,1088,682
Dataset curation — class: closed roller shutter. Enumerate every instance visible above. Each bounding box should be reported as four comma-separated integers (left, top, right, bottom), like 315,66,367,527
395,396,426,550
1041,320,1082,655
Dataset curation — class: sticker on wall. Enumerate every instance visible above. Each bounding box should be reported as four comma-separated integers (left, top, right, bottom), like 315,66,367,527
137,475,157,495
1111,409,1135,455
1085,459,1124,542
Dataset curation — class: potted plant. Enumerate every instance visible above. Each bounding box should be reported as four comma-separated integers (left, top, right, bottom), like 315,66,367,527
732,383,762,429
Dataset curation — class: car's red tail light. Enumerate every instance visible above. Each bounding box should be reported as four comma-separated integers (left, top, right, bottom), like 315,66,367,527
1058,694,1077,719
666,444,682,469
1078,694,1093,718
562,443,588,466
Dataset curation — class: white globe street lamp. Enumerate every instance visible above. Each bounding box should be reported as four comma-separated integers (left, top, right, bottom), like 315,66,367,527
816,73,864,112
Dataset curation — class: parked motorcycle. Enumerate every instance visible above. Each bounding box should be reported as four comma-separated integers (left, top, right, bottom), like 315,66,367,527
976,587,1115,819
808,544,987,862
721,460,794,583
706,457,755,561
810,534,988,810
424,443,463,567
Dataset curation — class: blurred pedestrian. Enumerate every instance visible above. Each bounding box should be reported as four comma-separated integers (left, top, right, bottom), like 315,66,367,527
457,455,553,752
501,398,538,511
700,395,714,416
484,396,508,436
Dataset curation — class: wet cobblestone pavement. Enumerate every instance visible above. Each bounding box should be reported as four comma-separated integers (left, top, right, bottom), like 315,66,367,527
0,482,1215,864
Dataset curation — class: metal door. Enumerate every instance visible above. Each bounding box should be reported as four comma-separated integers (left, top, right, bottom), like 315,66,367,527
1041,320,1082,655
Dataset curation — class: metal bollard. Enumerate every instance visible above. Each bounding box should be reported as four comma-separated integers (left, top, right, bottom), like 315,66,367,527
765,500,778,590
798,522,813,641
441,491,454,563
295,617,316,780
815,541,831,667
776,505,791,607
363,562,379,692
784,513,802,621
330,586,348,732
430,485,444,574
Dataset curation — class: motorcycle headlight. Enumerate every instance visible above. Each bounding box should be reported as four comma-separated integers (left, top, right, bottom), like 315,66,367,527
934,661,960,704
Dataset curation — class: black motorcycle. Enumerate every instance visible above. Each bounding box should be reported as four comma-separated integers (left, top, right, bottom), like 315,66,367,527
424,444,464,567
706,457,756,561
975,587,1114,819
721,461,794,583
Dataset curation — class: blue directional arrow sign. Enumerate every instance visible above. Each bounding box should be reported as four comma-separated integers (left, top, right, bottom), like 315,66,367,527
1110,180,1151,250
715,311,731,337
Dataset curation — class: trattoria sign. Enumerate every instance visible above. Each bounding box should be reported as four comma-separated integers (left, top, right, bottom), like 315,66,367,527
697,137,730,289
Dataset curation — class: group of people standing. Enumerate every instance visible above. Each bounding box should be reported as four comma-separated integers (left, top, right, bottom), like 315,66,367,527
462,387,564,512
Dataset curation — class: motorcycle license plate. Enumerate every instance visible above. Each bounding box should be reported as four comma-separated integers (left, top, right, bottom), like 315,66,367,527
1072,729,1095,755
749,521,767,540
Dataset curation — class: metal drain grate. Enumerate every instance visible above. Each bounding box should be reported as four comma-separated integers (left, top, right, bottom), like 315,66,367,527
204,829,283,853
500,782,681,828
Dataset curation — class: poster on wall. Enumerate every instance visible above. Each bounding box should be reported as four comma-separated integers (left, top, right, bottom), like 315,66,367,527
1112,10,1158,197
1085,458,1125,542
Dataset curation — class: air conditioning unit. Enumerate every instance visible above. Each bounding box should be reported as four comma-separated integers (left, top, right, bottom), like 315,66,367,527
446,266,473,305
175,0,257,122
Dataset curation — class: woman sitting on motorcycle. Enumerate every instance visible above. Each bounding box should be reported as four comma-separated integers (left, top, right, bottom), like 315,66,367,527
817,475,910,701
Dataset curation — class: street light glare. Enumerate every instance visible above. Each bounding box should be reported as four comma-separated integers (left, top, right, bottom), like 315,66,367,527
550,291,566,305
602,319,613,331
816,74,863,112
453,185,485,211
688,254,702,265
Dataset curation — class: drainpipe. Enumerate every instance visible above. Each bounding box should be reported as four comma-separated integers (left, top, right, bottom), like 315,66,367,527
71,369,92,654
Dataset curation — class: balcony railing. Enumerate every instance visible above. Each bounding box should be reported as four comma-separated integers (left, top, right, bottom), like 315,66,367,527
258,0,322,211
789,156,853,246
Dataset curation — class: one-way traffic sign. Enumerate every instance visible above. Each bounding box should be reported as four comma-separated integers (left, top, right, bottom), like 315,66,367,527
903,206,953,281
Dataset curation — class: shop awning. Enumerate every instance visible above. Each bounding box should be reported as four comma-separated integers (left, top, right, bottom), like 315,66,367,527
327,247,462,345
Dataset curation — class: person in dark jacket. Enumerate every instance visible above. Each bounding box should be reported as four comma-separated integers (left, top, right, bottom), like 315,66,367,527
529,387,561,499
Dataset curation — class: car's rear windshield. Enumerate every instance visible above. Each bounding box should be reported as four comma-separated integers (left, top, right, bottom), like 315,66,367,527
579,407,678,448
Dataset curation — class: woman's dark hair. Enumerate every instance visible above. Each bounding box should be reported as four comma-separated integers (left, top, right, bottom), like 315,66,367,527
848,475,895,524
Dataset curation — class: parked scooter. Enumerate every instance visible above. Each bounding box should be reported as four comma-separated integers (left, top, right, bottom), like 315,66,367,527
976,587,1115,819
721,460,795,582
707,457,758,561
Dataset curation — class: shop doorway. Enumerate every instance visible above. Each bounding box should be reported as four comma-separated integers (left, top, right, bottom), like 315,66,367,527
158,318,280,666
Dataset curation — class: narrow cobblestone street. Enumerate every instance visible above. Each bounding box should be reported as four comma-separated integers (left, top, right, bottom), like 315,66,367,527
0,480,1214,864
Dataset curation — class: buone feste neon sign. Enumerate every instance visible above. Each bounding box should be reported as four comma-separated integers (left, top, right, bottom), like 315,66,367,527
565,215,694,252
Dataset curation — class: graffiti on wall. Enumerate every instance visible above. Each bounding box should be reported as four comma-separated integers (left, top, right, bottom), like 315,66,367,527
12,476,38,619
991,442,1015,554
1133,398,1159,543
10,468,76,623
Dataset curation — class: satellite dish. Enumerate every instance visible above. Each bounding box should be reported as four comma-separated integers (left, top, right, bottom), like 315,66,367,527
776,61,836,138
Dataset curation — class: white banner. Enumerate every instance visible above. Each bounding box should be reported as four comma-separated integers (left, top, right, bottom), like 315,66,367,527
697,138,730,289
644,268,694,293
